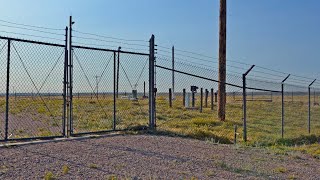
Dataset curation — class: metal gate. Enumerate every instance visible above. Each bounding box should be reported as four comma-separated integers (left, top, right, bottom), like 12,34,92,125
69,45,149,136
0,36,67,141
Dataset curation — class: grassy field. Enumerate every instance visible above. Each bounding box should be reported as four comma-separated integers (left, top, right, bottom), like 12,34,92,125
0,94,319,158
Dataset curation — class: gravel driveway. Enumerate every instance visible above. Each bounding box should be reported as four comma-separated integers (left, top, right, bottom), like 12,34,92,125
0,134,319,179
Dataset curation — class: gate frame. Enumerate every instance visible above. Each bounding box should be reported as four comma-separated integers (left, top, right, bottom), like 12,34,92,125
0,36,67,142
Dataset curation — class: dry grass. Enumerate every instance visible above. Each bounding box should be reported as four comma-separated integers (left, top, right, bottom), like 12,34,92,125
1,94,319,156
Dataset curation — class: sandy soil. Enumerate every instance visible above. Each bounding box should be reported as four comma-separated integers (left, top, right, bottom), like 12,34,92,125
0,134,319,179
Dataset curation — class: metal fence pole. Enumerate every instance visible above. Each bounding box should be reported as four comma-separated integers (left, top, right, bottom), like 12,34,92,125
183,88,186,106
281,74,290,138
68,16,74,136
211,88,214,110
308,79,316,134
169,88,172,107
172,46,175,99
116,47,120,98
200,88,203,113
5,39,11,141
113,51,116,130
205,89,208,108
242,65,255,142
62,26,68,137
281,83,284,138
149,35,155,129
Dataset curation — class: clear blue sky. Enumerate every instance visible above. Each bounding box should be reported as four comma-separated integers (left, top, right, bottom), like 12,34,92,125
1,0,320,80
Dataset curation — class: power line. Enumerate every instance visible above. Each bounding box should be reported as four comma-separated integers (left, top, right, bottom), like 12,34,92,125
73,41,148,52
72,35,148,47
0,19,64,31
73,29,148,42
0,23,65,36
0,30,65,42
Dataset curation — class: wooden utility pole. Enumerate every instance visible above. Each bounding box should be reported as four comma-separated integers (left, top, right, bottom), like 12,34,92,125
218,0,227,121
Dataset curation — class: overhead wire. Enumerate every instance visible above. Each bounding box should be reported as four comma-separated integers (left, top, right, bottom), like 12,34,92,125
73,29,148,42
72,35,148,47
0,23,65,36
0,30,65,42
0,19,64,31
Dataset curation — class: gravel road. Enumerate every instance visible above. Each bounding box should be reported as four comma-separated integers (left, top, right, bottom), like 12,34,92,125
0,134,319,179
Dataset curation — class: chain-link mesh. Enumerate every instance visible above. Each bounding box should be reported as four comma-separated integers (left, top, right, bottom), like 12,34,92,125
310,87,320,136
8,40,65,139
0,39,7,140
246,77,282,144
155,55,243,143
116,52,149,130
72,47,114,134
283,84,309,139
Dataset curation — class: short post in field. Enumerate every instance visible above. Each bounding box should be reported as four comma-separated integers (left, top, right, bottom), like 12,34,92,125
183,88,186,107
169,88,172,108
234,125,237,144
191,86,198,108
214,92,217,102
205,89,208,108
211,88,214,110
200,88,203,113
143,81,147,98
192,91,195,108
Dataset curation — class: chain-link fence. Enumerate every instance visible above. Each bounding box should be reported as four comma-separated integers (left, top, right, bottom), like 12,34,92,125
70,45,150,135
0,38,7,140
0,37,66,141
310,87,320,136
115,52,149,130
71,46,115,135
0,31,319,144
155,55,244,143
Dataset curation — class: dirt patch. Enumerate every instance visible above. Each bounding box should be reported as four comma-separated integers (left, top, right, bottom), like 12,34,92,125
0,134,319,179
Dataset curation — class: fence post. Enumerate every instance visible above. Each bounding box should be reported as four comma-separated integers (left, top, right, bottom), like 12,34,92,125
205,89,208,108
116,47,120,98
200,88,203,113
172,46,175,100
62,26,68,137
68,15,74,136
242,65,255,142
192,91,195,107
169,88,172,108
211,88,214,110
281,74,290,138
183,88,186,107
5,39,11,141
113,52,117,130
149,35,156,129
308,79,316,134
